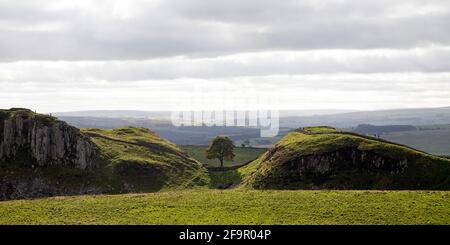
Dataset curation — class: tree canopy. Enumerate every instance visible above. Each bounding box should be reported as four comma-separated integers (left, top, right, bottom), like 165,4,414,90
206,136,235,168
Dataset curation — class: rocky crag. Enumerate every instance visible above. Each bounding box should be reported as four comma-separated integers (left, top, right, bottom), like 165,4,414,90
0,108,97,169
0,109,208,200
240,126,450,189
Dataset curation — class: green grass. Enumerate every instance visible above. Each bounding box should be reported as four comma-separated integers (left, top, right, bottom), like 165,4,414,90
303,126,338,133
81,127,210,191
208,170,243,188
274,131,431,158
181,145,267,167
0,190,448,224
83,127,181,152
240,128,450,189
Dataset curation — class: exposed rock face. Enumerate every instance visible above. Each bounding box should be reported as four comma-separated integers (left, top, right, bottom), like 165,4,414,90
249,146,414,189
0,109,97,169
283,148,408,177
0,177,103,200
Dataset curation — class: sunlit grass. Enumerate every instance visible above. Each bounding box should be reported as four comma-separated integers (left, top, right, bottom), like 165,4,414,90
0,190,448,225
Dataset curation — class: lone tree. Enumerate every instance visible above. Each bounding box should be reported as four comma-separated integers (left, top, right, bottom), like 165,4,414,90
206,136,235,168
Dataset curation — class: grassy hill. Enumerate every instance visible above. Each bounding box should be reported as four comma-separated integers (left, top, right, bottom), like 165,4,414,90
0,125,209,199
239,127,450,189
0,190,448,224
82,127,209,191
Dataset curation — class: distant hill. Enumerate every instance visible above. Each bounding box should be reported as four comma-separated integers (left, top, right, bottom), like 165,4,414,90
348,124,450,156
54,109,355,119
54,107,450,129
353,124,417,136
55,107,450,148
57,116,265,145
239,126,450,190
281,107,450,128
54,110,172,119
381,125,450,156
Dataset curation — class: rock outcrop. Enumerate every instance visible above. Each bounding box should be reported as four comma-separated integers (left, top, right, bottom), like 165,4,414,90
0,177,103,200
242,127,450,190
0,117,210,200
246,147,411,189
282,148,409,177
0,108,97,169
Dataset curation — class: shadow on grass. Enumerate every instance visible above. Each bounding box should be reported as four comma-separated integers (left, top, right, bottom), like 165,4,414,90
208,169,243,189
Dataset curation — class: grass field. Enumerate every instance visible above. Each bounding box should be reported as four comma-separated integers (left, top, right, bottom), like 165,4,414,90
181,145,267,167
0,190,448,225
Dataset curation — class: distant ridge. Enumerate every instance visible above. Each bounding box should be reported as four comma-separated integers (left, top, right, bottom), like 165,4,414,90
53,109,356,119
280,106,450,128
54,110,172,119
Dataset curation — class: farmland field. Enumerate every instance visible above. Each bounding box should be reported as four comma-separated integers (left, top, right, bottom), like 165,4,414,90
382,127,450,155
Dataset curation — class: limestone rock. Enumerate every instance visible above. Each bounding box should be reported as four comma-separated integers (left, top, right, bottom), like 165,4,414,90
283,148,408,177
0,108,97,169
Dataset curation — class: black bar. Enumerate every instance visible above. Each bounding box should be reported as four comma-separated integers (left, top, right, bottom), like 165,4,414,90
0,225,448,243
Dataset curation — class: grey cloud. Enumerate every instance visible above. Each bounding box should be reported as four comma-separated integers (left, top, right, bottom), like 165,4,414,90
2,48,450,83
0,0,450,61
1,0,450,112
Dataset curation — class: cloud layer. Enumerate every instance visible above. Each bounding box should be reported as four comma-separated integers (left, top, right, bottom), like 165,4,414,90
1,0,449,112
1,0,450,60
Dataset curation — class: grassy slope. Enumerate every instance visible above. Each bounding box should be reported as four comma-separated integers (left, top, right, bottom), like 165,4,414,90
0,190,448,224
181,145,266,167
81,127,209,191
240,127,450,189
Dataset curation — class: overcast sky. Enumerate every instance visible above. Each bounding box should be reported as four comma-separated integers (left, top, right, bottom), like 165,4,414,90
1,0,450,112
